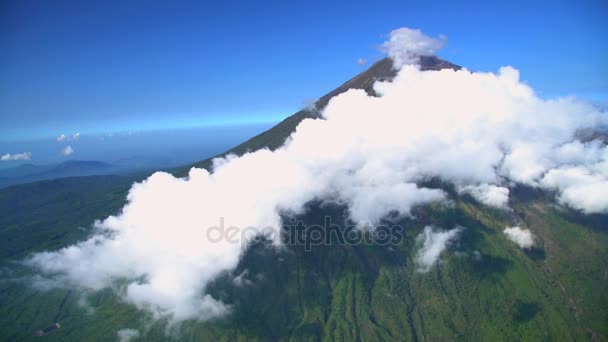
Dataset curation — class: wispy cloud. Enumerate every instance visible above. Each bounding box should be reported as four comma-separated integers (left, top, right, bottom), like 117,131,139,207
415,226,463,272
117,329,140,342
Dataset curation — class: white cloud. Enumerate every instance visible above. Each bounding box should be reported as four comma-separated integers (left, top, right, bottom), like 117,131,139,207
27,30,608,322
541,166,608,213
357,58,367,66
458,184,510,209
117,329,140,342
415,226,463,272
504,226,535,249
62,146,74,156
1,152,32,161
381,27,447,68
57,132,80,142
232,270,252,287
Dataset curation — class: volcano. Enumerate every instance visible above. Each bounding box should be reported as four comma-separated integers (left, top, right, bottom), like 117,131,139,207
1,55,606,342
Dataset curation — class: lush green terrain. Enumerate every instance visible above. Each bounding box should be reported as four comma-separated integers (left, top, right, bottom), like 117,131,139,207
0,57,606,340
0,175,139,260
0,179,606,341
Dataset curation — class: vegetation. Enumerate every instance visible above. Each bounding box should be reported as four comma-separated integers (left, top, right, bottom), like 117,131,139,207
0,177,606,341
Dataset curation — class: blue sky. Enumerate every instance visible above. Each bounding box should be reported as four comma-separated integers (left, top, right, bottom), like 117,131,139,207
1,0,607,163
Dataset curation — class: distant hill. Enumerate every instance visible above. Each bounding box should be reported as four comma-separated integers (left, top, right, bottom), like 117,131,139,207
0,160,118,188
0,163,54,178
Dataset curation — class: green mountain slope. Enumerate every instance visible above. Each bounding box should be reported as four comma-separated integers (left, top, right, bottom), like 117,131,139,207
0,57,606,341
1,182,606,341
0,175,140,260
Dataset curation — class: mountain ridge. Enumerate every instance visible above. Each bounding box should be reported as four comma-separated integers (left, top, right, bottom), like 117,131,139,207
0,160,118,188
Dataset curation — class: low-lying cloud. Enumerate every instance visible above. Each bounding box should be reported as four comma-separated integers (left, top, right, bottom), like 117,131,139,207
415,226,463,272
458,184,510,209
26,27,607,322
504,226,535,249
117,328,140,342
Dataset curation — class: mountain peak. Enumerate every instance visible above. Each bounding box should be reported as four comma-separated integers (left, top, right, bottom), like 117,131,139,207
315,56,460,110
179,56,460,175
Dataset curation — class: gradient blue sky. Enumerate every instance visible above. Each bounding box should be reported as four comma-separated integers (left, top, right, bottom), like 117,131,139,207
1,0,607,142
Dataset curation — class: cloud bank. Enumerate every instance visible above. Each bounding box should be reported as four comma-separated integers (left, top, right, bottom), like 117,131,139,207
504,226,535,249
1,152,32,161
381,27,446,68
415,226,463,272
26,27,607,322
